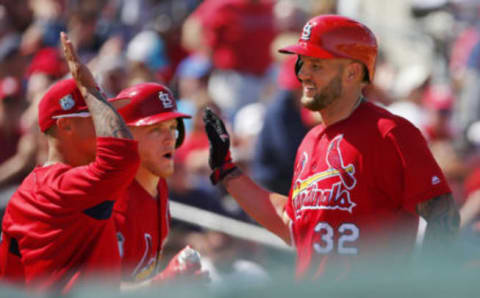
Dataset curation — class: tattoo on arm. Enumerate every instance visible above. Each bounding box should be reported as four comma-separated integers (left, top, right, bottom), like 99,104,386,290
416,193,460,248
83,88,133,139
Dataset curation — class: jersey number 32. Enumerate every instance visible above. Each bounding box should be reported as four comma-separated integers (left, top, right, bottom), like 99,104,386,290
314,222,359,255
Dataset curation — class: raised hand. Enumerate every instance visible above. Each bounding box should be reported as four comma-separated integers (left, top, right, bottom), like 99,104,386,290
59,31,132,139
60,32,97,92
202,107,237,184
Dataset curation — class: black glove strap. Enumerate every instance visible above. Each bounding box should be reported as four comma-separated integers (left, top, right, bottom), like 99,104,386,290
210,161,238,185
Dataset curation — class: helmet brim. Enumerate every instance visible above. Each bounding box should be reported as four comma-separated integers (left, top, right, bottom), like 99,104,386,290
278,42,336,59
126,112,191,127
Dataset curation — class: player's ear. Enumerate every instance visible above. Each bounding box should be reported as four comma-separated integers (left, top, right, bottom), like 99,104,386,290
56,118,73,134
344,62,363,83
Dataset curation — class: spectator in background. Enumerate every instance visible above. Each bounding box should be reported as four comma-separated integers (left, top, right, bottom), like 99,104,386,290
126,30,169,84
252,56,317,195
0,47,67,233
20,0,66,55
66,9,103,62
422,85,455,142
174,54,212,133
88,35,127,98
232,101,265,169
171,104,249,222
185,231,270,290
0,13,28,81
1,0,32,34
387,64,431,133
424,85,468,212
0,76,25,231
0,47,66,190
0,77,24,166
451,3,480,146
188,0,277,119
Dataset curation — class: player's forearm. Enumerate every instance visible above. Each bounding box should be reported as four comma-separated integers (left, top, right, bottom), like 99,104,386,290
222,169,291,244
82,87,133,139
61,31,132,140
417,193,460,250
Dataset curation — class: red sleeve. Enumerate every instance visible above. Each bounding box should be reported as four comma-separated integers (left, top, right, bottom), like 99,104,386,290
0,233,25,285
45,137,140,210
378,122,451,214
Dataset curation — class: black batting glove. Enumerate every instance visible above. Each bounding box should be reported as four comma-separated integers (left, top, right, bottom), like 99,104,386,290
203,107,237,185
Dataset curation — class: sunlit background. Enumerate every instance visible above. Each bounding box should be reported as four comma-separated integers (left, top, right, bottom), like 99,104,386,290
1,0,480,296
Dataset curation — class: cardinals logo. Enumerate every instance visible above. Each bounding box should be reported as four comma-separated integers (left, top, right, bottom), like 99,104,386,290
132,233,158,281
59,94,75,111
292,135,357,218
158,91,174,109
301,22,313,41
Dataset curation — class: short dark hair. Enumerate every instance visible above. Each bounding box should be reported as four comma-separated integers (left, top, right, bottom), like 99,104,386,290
44,125,57,137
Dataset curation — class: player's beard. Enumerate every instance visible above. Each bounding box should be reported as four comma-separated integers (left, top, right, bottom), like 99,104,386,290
301,72,344,111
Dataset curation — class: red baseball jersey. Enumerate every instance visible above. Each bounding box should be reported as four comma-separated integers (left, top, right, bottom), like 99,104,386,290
285,101,451,279
113,178,170,282
0,138,139,293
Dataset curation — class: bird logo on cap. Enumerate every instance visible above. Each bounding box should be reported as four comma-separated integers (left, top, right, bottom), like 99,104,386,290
59,94,75,111
301,23,313,41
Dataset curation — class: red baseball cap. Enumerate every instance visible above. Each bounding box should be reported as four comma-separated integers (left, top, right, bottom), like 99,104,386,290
115,82,191,127
38,78,121,132
27,47,66,78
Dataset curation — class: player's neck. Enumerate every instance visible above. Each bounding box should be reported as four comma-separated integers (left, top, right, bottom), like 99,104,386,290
45,145,65,167
135,166,160,198
320,91,363,127
45,137,89,167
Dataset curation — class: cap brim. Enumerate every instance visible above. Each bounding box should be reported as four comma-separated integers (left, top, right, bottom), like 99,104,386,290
278,42,336,59
126,112,192,127
74,96,132,112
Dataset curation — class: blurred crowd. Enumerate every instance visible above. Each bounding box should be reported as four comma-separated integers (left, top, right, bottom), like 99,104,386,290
1,0,480,285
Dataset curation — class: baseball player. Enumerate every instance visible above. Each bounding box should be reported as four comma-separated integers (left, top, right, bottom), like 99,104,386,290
0,33,139,292
203,15,460,279
112,83,206,284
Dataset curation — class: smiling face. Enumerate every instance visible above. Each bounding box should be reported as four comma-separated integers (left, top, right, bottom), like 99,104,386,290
130,118,178,178
297,56,347,111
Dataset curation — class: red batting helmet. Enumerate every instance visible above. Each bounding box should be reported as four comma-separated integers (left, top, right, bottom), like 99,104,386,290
115,82,191,148
279,15,378,82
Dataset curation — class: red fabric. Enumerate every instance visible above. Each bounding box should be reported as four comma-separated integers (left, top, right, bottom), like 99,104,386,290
26,47,66,78
113,179,170,282
0,138,139,293
0,233,25,285
193,0,276,75
465,168,480,198
285,101,451,279
37,79,87,132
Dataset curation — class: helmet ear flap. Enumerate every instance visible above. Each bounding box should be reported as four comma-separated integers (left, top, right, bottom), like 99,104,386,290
295,57,303,82
175,118,186,148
